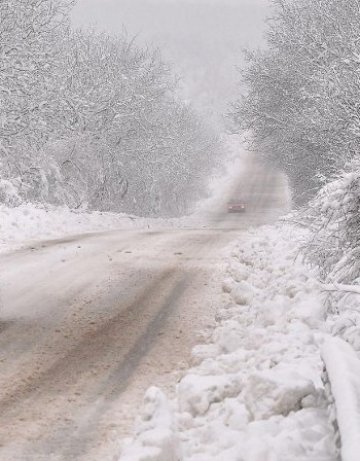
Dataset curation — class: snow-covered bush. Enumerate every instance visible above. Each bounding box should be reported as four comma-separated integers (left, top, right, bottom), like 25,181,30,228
301,161,360,285
299,161,360,353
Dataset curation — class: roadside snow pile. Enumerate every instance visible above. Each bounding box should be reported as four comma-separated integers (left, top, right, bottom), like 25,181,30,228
0,203,205,252
0,203,144,250
121,387,181,461
120,223,339,461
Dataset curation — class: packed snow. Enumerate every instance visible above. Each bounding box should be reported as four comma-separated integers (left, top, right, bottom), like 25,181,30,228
119,222,360,461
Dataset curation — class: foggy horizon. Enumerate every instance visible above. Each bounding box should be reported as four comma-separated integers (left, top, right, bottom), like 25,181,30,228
71,0,270,123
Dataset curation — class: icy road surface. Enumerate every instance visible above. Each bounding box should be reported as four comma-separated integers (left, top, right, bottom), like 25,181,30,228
0,158,288,461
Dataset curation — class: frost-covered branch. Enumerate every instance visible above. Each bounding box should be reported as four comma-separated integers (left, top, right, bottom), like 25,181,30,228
321,283,360,296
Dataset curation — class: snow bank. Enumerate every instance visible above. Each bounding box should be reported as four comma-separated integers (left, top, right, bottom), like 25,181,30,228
121,387,181,461
322,336,360,461
120,223,339,460
0,203,206,253
0,204,142,250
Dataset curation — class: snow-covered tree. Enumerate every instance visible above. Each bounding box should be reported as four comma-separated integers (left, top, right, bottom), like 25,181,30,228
231,0,360,204
0,2,220,215
0,0,73,203
0,0,73,152
53,31,219,215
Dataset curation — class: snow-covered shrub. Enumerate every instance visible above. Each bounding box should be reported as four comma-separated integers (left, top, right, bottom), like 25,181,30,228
299,161,360,351
301,161,360,285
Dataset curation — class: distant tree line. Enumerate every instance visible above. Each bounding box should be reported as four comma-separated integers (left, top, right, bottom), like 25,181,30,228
0,0,220,216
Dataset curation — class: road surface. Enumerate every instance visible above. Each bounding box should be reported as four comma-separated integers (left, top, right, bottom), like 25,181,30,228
0,156,289,460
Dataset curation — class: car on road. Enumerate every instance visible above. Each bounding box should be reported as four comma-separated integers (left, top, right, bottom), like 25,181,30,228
227,200,246,213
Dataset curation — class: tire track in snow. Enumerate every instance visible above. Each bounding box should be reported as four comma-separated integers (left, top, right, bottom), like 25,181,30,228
0,268,189,460
41,271,192,461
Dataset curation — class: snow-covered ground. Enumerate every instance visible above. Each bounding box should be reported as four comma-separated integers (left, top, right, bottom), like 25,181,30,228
120,221,360,461
0,202,190,251
0,204,141,250
0,203,203,252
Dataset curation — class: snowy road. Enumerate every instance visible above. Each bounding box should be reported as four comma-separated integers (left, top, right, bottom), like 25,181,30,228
0,158,288,460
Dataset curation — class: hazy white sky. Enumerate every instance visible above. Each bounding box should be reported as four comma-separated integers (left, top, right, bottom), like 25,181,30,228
72,0,269,47
71,0,270,124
